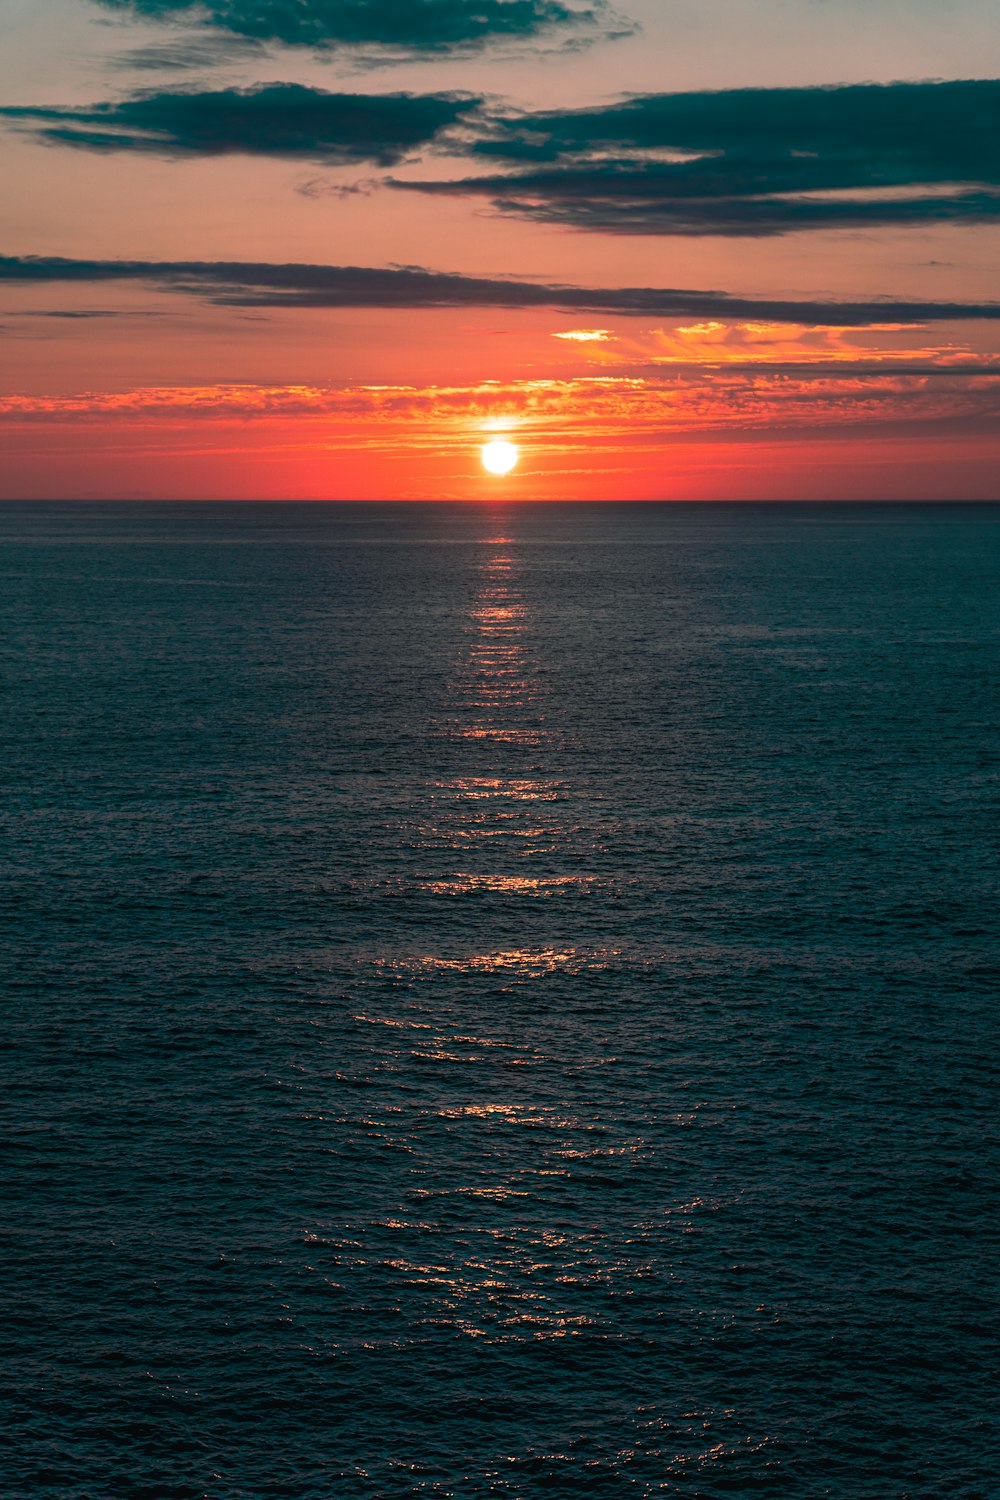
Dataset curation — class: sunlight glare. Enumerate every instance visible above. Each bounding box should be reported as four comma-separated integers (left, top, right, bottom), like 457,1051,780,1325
481,440,519,476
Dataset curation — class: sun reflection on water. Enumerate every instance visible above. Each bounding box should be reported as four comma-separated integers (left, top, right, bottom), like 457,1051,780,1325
371,945,623,975
309,516,664,1391
419,874,593,894
437,777,561,800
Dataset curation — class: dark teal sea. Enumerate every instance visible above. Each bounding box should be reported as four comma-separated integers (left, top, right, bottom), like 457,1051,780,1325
2,501,998,1498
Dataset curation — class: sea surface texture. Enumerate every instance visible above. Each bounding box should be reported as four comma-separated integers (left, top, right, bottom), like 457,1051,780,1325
2,501,998,1499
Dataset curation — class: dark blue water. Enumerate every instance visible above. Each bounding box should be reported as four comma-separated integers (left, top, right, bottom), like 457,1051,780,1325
2,501,998,1499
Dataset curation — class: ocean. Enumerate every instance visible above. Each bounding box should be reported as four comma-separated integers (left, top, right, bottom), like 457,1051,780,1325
3,501,998,1498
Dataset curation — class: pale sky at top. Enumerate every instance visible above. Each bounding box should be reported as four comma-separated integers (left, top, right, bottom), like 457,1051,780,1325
3,0,1000,105
2,0,998,297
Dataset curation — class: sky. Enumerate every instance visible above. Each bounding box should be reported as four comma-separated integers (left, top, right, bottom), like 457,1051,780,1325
1,0,998,498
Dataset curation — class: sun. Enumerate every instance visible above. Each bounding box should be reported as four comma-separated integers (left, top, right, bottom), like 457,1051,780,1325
481,439,519,476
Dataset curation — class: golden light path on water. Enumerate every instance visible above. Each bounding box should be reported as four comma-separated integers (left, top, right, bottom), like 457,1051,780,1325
306,514,770,1489
339,534,553,1288
330,519,670,1371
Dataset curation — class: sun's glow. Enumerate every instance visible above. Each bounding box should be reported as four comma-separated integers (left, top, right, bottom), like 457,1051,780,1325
552,328,614,343
481,439,519,476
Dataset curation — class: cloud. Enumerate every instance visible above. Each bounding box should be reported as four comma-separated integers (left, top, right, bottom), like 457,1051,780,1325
637,317,999,371
552,328,614,341
2,372,997,446
407,181,1000,236
396,79,1000,235
13,308,138,318
470,79,1000,178
13,79,996,239
92,0,616,55
1,85,481,166
3,253,1000,324
106,36,268,72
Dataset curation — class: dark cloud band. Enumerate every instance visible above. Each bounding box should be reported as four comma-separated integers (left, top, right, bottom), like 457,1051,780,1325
471,79,1000,175
399,78,1000,236
1,86,481,166
3,254,999,324
418,185,1000,237
93,0,613,53
8,77,998,238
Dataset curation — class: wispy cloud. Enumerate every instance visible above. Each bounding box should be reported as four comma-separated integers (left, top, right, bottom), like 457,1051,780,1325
637,319,994,369
3,371,997,443
10,308,146,319
3,254,1000,323
105,35,269,72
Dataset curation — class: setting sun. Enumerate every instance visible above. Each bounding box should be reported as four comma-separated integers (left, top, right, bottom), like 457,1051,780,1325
481,440,519,476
